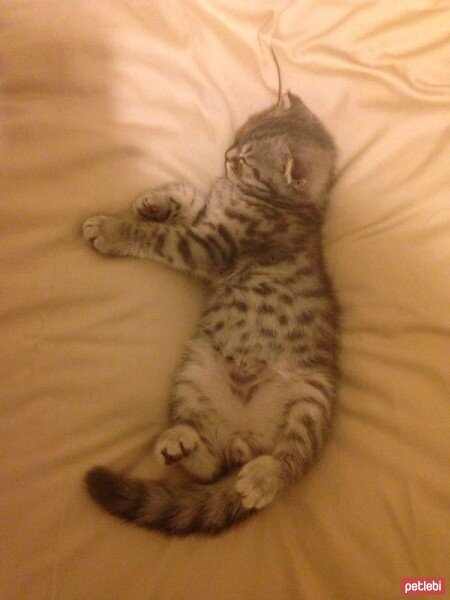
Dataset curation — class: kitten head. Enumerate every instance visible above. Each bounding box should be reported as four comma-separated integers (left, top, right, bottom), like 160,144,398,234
225,92,336,208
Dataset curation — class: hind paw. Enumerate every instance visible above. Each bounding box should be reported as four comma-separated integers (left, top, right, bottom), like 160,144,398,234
235,455,282,510
155,425,200,465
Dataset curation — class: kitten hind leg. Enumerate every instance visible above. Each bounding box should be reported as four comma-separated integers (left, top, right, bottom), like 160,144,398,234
155,424,222,482
133,183,205,225
235,380,335,509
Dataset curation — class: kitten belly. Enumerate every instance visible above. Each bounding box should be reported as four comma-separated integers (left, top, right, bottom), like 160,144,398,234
181,337,290,450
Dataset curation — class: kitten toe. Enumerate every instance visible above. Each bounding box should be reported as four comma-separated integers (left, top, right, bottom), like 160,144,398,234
235,456,281,510
230,437,253,465
155,425,200,466
132,192,171,222
83,216,129,256
83,216,108,241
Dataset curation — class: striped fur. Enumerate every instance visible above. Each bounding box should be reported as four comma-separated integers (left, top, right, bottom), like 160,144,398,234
83,93,339,535
85,467,251,536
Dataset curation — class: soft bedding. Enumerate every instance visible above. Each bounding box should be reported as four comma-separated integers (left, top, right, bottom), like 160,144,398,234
1,1,449,599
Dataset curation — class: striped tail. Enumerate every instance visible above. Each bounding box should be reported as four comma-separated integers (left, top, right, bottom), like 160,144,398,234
85,467,253,536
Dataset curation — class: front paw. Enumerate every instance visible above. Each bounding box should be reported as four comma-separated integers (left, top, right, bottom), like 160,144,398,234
83,216,125,255
235,455,282,510
132,190,176,222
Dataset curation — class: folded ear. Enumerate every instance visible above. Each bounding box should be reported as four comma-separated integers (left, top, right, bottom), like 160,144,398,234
279,91,292,110
282,150,309,191
278,91,304,110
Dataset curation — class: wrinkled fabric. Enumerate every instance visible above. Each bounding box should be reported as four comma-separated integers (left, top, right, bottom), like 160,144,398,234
1,1,449,599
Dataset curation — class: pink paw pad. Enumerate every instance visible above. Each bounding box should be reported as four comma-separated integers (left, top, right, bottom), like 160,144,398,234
161,442,192,465
138,203,170,222
155,425,200,466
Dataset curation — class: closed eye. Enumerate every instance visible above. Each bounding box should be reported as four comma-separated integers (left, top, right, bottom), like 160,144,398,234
240,156,257,172
238,158,268,189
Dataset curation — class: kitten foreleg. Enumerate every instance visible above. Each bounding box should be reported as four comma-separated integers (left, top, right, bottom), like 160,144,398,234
83,215,225,280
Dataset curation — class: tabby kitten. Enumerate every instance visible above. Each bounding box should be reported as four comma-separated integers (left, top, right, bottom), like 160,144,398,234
83,91,339,536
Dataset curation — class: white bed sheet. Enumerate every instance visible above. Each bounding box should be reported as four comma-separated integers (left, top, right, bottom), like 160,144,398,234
1,1,449,598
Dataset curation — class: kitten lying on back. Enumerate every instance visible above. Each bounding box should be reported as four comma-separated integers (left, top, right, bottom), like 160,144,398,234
83,91,339,536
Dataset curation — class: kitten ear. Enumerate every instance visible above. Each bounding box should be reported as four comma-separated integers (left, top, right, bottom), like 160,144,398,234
279,91,291,109
279,91,303,110
283,151,309,191
291,159,308,190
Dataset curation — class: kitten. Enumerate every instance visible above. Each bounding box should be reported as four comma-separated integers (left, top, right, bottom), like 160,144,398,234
83,91,339,536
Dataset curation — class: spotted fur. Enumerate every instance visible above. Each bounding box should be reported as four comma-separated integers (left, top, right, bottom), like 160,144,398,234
83,92,339,536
